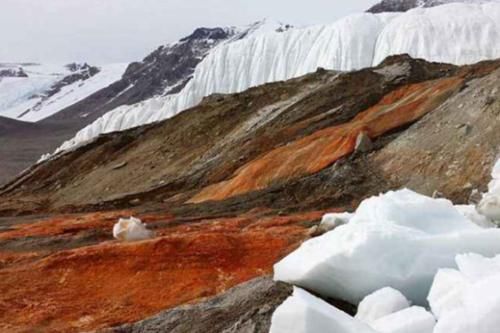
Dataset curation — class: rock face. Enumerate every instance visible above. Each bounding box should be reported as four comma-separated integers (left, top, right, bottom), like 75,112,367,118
109,276,292,333
0,67,28,78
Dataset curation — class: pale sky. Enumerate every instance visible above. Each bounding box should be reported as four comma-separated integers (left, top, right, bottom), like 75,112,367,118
0,0,379,64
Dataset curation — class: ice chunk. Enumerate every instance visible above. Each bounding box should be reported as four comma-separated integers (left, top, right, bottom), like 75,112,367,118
274,189,500,305
320,212,354,232
350,189,475,233
355,287,411,324
477,194,500,223
455,205,496,228
426,268,468,319
489,159,500,194
430,254,500,333
113,216,154,242
371,306,435,333
269,287,376,333
476,159,500,224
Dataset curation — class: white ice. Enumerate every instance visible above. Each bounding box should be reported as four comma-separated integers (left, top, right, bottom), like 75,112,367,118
274,189,500,305
454,204,496,228
112,216,154,242
429,253,500,333
319,212,354,232
355,287,411,324
477,159,500,223
370,306,435,333
269,287,376,333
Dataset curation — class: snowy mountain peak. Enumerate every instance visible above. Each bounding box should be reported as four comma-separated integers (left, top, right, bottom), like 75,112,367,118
368,0,500,13
0,63,127,122
179,27,234,43
237,19,294,37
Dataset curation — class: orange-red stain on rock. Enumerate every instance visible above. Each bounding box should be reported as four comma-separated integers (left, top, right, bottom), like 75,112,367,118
189,77,463,203
0,211,174,241
0,210,323,332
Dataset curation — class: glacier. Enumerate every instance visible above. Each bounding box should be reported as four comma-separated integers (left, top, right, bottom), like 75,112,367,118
55,3,500,155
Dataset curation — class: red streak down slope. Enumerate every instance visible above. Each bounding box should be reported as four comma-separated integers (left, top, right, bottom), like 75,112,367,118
190,77,463,203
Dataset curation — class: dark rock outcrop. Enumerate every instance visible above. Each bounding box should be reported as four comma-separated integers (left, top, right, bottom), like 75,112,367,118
367,0,466,13
110,277,291,333
0,67,28,78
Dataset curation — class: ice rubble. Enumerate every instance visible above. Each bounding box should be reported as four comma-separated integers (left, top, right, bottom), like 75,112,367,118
319,212,354,233
269,287,435,333
477,159,500,223
113,216,154,242
355,287,411,324
370,306,435,333
274,189,500,305
269,287,376,333
271,159,500,332
454,204,496,228
429,253,500,333
56,3,500,155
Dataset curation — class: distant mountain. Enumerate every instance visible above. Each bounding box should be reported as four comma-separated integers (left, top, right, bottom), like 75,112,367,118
45,20,291,124
0,63,126,122
367,0,500,13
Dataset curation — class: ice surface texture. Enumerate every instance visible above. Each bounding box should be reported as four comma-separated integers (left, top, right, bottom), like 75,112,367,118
274,189,500,305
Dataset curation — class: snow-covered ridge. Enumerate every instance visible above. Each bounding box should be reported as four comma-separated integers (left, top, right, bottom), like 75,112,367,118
0,63,127,122
56,3,500,155
367,0,500,13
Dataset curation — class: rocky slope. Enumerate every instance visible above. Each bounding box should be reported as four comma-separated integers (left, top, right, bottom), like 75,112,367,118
0,21,288,186
1,55,499,331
